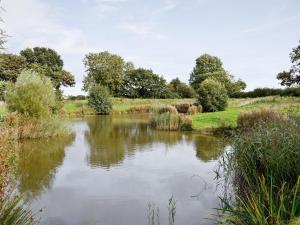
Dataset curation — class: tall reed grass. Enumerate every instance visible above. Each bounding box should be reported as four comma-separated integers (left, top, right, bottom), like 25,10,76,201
218,112,300,225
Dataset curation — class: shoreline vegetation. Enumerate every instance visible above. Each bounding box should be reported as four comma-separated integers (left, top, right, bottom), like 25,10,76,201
3,95,297,132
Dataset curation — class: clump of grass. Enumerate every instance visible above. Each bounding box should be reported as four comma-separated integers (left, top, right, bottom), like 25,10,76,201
237,108,287,130
151,105,178,114
0,112,70,140
126,105,150,114
151,112,180,131
179,115,193,131
173,103,191,113
217,115,300,224
150,106,193,131
188,105,202,115
0,192,37,225
219,176,300,225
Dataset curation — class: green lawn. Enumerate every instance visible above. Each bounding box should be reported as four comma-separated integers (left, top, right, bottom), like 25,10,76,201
192,96,300,130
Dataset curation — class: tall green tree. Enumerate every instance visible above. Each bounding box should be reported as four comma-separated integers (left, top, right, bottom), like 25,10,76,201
277,41,300,87
20,47,75,89
120,68,169,98
168,78,195,98
0,54,27,82
83,51,134,95
189,54,246,96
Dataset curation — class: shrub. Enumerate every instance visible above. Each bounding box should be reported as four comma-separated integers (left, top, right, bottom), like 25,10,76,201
280,87,300,97
237,108,287,130
174,103,191,113
88,85,112,114
5,70,56,118
197,79,228,112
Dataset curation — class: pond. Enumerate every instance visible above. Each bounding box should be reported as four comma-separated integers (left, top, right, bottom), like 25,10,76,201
15,115,226,225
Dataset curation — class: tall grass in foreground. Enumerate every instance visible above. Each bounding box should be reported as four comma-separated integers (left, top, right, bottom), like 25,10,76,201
0,193,37,225
217,111,300,225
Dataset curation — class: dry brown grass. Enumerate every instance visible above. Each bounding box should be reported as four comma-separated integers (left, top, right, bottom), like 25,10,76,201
237,108,288,130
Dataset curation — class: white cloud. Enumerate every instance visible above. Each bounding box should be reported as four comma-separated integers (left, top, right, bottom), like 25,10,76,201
120,22,167,40
2,0,91,55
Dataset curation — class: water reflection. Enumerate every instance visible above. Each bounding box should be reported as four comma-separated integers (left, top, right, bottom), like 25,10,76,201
15,135,74,197
85,115,225,168
13,115,226,225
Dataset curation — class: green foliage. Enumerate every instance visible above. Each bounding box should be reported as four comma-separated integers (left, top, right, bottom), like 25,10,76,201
190,54,224,89
88,85,112,114
0,54,27,82
5,70,56,118
219,176,300,225
0,81,5,101
0,193,37,225
168,78,195,98
197,79,228,112
20,47,75,89
218,116,300,224
151,112,180,131
189,54,246,96
83,51,133,95
121,68,170,98
277,40,300,87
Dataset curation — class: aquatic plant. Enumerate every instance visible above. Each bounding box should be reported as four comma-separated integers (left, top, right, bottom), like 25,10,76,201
217,115,300,224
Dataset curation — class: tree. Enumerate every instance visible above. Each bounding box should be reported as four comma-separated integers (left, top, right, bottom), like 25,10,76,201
120,68,169,98
197,79,228,112
189,54,246,95
0,54,27,82
168,78,195,98
277,41,300,87
5,70,56,118
83,51,134,95
20,47,75,89
88,85,112,114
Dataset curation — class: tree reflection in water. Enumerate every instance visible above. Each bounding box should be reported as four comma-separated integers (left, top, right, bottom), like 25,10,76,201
14,135,74,198
84,115,225,168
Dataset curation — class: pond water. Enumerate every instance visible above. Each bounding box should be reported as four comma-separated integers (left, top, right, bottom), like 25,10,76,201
15,115,225,225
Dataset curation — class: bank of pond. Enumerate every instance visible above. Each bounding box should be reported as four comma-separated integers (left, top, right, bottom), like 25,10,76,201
0,103,299,225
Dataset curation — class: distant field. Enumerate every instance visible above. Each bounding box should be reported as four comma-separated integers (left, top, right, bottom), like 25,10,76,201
62,98,195,116
1,96,300,130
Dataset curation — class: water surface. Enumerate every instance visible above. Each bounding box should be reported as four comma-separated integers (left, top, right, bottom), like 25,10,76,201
16,115,225,225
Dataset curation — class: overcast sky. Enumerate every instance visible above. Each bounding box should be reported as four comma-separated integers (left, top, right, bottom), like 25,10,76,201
2,0,300,95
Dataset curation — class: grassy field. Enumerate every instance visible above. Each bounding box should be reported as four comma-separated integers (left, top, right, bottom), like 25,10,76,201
192,96,300,130
2,96,300,130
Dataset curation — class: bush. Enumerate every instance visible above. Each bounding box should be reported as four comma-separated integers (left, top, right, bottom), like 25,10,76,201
197,79,228,112
280,87,300,97
88,85,112,114
5,70,56,118
174,103,191,113
237,108,287,130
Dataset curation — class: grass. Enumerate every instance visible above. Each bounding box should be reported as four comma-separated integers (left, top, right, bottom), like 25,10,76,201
192,96,300,130
217,115,300,224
